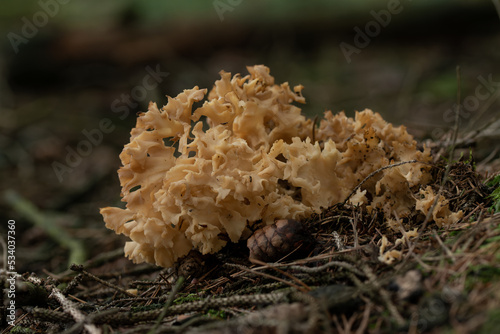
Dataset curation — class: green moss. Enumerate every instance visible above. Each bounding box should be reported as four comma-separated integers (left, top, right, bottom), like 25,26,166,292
483,235,500,245
487,175,500,213
173,293,201,305
207,309,227,319
465,265,500,290
478,308,500,334
10,327,34,334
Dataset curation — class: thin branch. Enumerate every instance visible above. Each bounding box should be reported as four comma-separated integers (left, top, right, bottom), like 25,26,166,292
249,258,311,292
224,263,307,292
70,264,137,298
286,261,366,277
433,230,455,262
342,160,425,206
50,286,100,334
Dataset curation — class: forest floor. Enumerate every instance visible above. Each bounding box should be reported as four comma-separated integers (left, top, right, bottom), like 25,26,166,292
2,155,500,333
1,3,500,332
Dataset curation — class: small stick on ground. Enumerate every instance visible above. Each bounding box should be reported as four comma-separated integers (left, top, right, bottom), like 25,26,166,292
342,160,422,206
49,285,100,334
249,258,311,292
224,263,307,292
70,264,137,298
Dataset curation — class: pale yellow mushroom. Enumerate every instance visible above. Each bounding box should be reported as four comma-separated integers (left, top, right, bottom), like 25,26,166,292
101,65,460,268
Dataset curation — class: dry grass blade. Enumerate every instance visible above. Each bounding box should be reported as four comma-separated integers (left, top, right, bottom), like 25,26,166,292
4,190,86,266
148,276,185,334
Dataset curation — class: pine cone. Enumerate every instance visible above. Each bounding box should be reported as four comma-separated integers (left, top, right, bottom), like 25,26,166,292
176,250,206,278
247,219,312,262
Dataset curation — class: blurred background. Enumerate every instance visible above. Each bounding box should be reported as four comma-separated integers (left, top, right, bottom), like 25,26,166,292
0,0,499,274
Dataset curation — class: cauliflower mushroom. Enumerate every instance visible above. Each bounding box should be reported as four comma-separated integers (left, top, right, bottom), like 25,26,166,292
101,65,458,268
